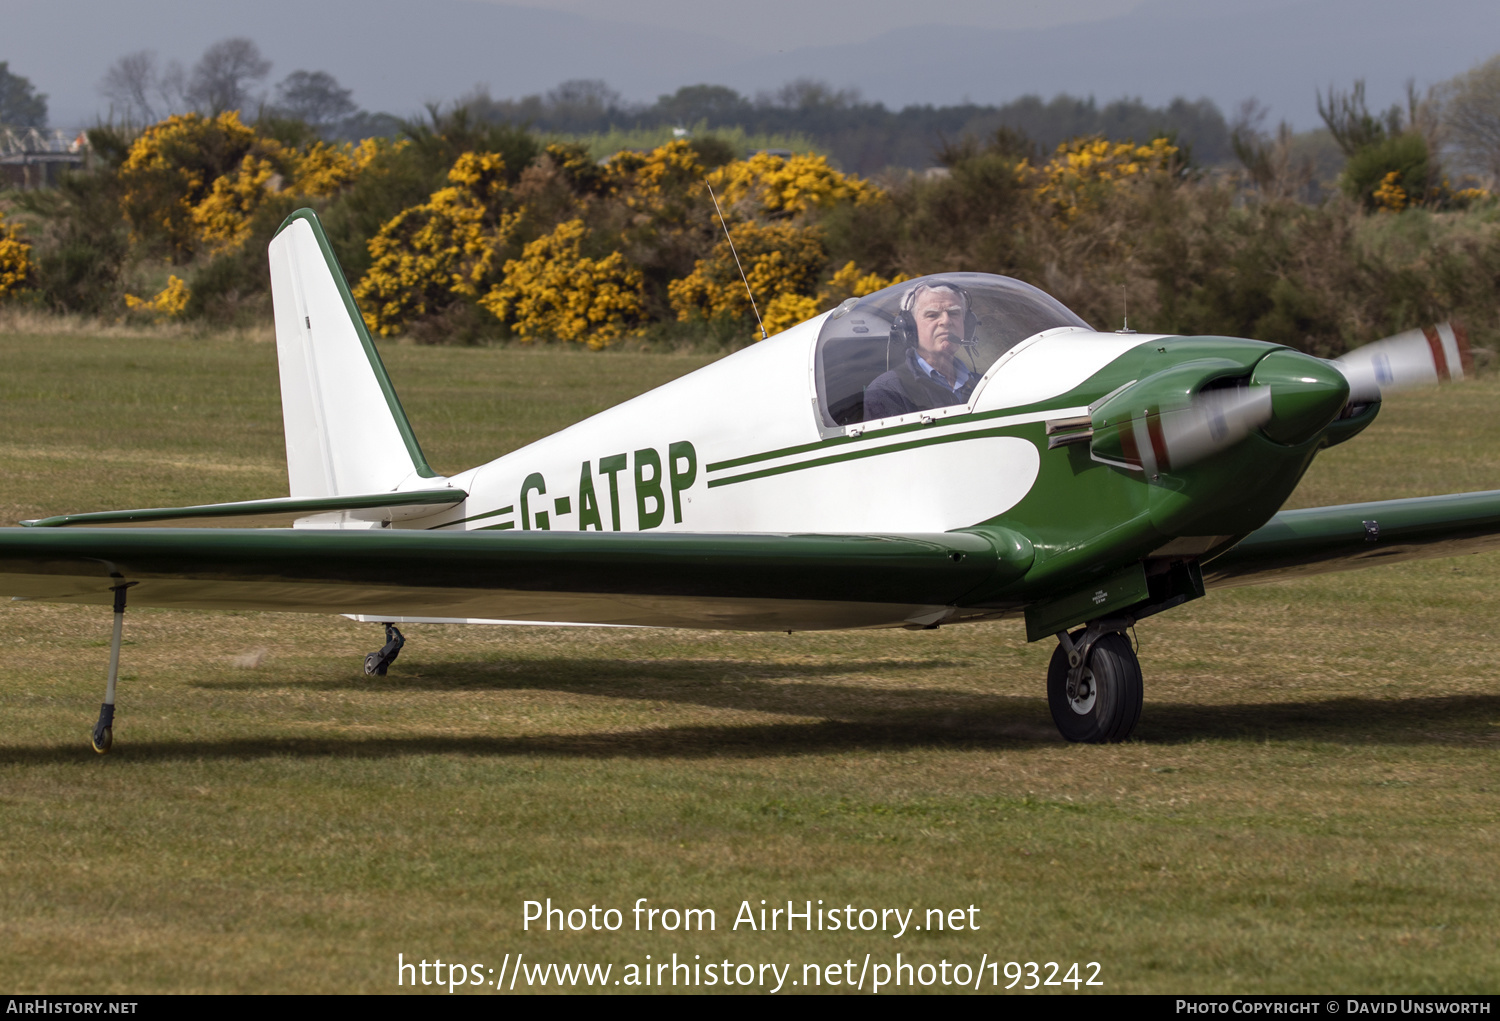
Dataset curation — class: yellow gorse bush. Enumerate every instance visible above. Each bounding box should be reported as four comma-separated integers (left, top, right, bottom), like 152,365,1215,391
121,112,366,259
1028,136,1180,221
120,112,263,256
760,262,912,337
709,151,879,218
1373,170,1409,213
668,221,828,338
606,140,705,206
192,154,282,251
124,275,190,318
481,219,646,348
290,142,359,198
819,260,910,309
0,212,32,300
355,152,521,335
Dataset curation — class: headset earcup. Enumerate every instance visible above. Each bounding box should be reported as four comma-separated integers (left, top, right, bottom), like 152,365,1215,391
892,311,915,349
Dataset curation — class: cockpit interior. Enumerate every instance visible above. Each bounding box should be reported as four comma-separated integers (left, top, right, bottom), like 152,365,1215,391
813,273,1093,427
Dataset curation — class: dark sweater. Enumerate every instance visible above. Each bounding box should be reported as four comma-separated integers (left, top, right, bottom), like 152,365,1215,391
862,348,978,421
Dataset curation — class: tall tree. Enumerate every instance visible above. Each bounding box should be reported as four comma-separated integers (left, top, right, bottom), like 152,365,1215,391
185,38,271,115
273,71,357,131
97,51,188,124
1444,55,1500,186
0,62,48,129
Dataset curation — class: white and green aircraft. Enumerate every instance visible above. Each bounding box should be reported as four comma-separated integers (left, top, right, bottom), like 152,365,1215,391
3,209,1496,752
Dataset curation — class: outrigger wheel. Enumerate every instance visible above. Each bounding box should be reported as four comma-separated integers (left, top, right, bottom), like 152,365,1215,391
363,623,405,676
1048,625,1143,743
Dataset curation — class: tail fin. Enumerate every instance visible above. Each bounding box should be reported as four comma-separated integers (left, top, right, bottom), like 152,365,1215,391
268,209,438,498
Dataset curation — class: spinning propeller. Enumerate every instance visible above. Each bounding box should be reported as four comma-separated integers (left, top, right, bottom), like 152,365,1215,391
1330,322,1472,403
1055,322,1470,476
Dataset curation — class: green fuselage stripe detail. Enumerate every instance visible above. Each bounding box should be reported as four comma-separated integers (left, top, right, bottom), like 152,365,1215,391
706,425,1031,488
430,504,513,529
274,208,438,479
701,371,1140,474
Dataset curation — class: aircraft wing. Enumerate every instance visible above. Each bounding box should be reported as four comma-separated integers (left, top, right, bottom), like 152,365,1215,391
1204,490,1500,587
0,527,1009,631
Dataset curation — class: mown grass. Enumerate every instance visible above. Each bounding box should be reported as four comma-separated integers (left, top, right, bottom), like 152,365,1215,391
0,329,1496,994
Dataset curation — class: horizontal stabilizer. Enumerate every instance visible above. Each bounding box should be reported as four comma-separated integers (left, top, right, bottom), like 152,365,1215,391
20,489,466,529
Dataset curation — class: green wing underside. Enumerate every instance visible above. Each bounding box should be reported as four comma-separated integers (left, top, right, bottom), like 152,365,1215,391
1204,489,1500,587
0,528,1001,631
2,490,1498,631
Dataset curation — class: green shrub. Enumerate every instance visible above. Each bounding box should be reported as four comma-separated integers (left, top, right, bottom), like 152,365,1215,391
1342,132,1431,209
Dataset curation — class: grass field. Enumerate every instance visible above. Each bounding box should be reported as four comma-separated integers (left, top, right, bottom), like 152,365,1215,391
1,328,1497,994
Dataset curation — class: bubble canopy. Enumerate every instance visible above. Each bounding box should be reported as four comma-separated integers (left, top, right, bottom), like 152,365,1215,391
814,273,1092,428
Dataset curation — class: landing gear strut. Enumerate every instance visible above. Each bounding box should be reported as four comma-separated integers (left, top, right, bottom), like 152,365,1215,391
92,581,137,754
1048,620,1142,743
363,623,405,676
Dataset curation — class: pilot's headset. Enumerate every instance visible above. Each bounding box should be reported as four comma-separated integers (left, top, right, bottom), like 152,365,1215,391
887,281,981,370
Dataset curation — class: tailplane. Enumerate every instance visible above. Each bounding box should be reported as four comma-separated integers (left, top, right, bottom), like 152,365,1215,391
267,209,438,499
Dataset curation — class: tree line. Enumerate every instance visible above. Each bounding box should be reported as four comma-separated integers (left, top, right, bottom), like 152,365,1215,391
0,40,1497,360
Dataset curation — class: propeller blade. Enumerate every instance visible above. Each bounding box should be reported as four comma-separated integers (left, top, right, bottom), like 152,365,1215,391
1333,322,1472,403
1101,387,1273,474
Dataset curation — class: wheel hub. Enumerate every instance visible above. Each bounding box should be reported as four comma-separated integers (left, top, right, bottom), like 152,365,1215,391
1066,667,1097,715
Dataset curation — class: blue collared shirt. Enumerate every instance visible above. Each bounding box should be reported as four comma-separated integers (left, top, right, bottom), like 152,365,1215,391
914,353,973,400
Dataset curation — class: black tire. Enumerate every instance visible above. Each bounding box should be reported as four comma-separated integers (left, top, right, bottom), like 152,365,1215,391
363,653,386,676
1047,631,1143,743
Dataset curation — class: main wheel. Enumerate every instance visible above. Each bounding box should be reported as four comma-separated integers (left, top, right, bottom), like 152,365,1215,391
1047,631,1143,743
363,653,387,676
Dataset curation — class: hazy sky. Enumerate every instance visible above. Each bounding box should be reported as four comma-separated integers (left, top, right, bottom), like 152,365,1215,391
2,0,1492,129
483,0,1151,48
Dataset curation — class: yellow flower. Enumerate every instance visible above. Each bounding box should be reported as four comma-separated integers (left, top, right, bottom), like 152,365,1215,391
481,219,646,348
120,112,263,255
1027,135,1179,222
124,275,190,318
1373,170,1408,213
191,154,281,252
355,152,521,335
761,293,821,336
818,261,909,309
668,222,827,339
290,142,358,197
709,152,879,218
0,212,32,300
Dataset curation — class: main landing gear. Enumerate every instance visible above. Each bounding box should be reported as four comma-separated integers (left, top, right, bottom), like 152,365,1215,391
91,581,137,754
1048,620,1143,743
363,623,405,676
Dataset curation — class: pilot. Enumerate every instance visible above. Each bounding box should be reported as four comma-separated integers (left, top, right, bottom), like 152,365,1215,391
862,281,979,420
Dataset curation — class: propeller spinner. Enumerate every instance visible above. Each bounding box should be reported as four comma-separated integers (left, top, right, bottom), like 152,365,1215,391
1086,349,1348,475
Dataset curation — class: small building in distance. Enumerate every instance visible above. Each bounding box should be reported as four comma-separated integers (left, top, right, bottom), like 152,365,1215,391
1,128,90,189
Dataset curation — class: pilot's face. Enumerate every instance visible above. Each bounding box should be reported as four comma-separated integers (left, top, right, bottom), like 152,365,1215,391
913,287,965,363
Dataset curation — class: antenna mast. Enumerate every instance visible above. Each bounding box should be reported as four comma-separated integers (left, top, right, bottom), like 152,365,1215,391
706,181,767,341
1116,284,1136,335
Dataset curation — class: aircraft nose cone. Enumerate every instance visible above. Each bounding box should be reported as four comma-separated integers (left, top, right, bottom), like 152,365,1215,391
1251,349,1351,446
